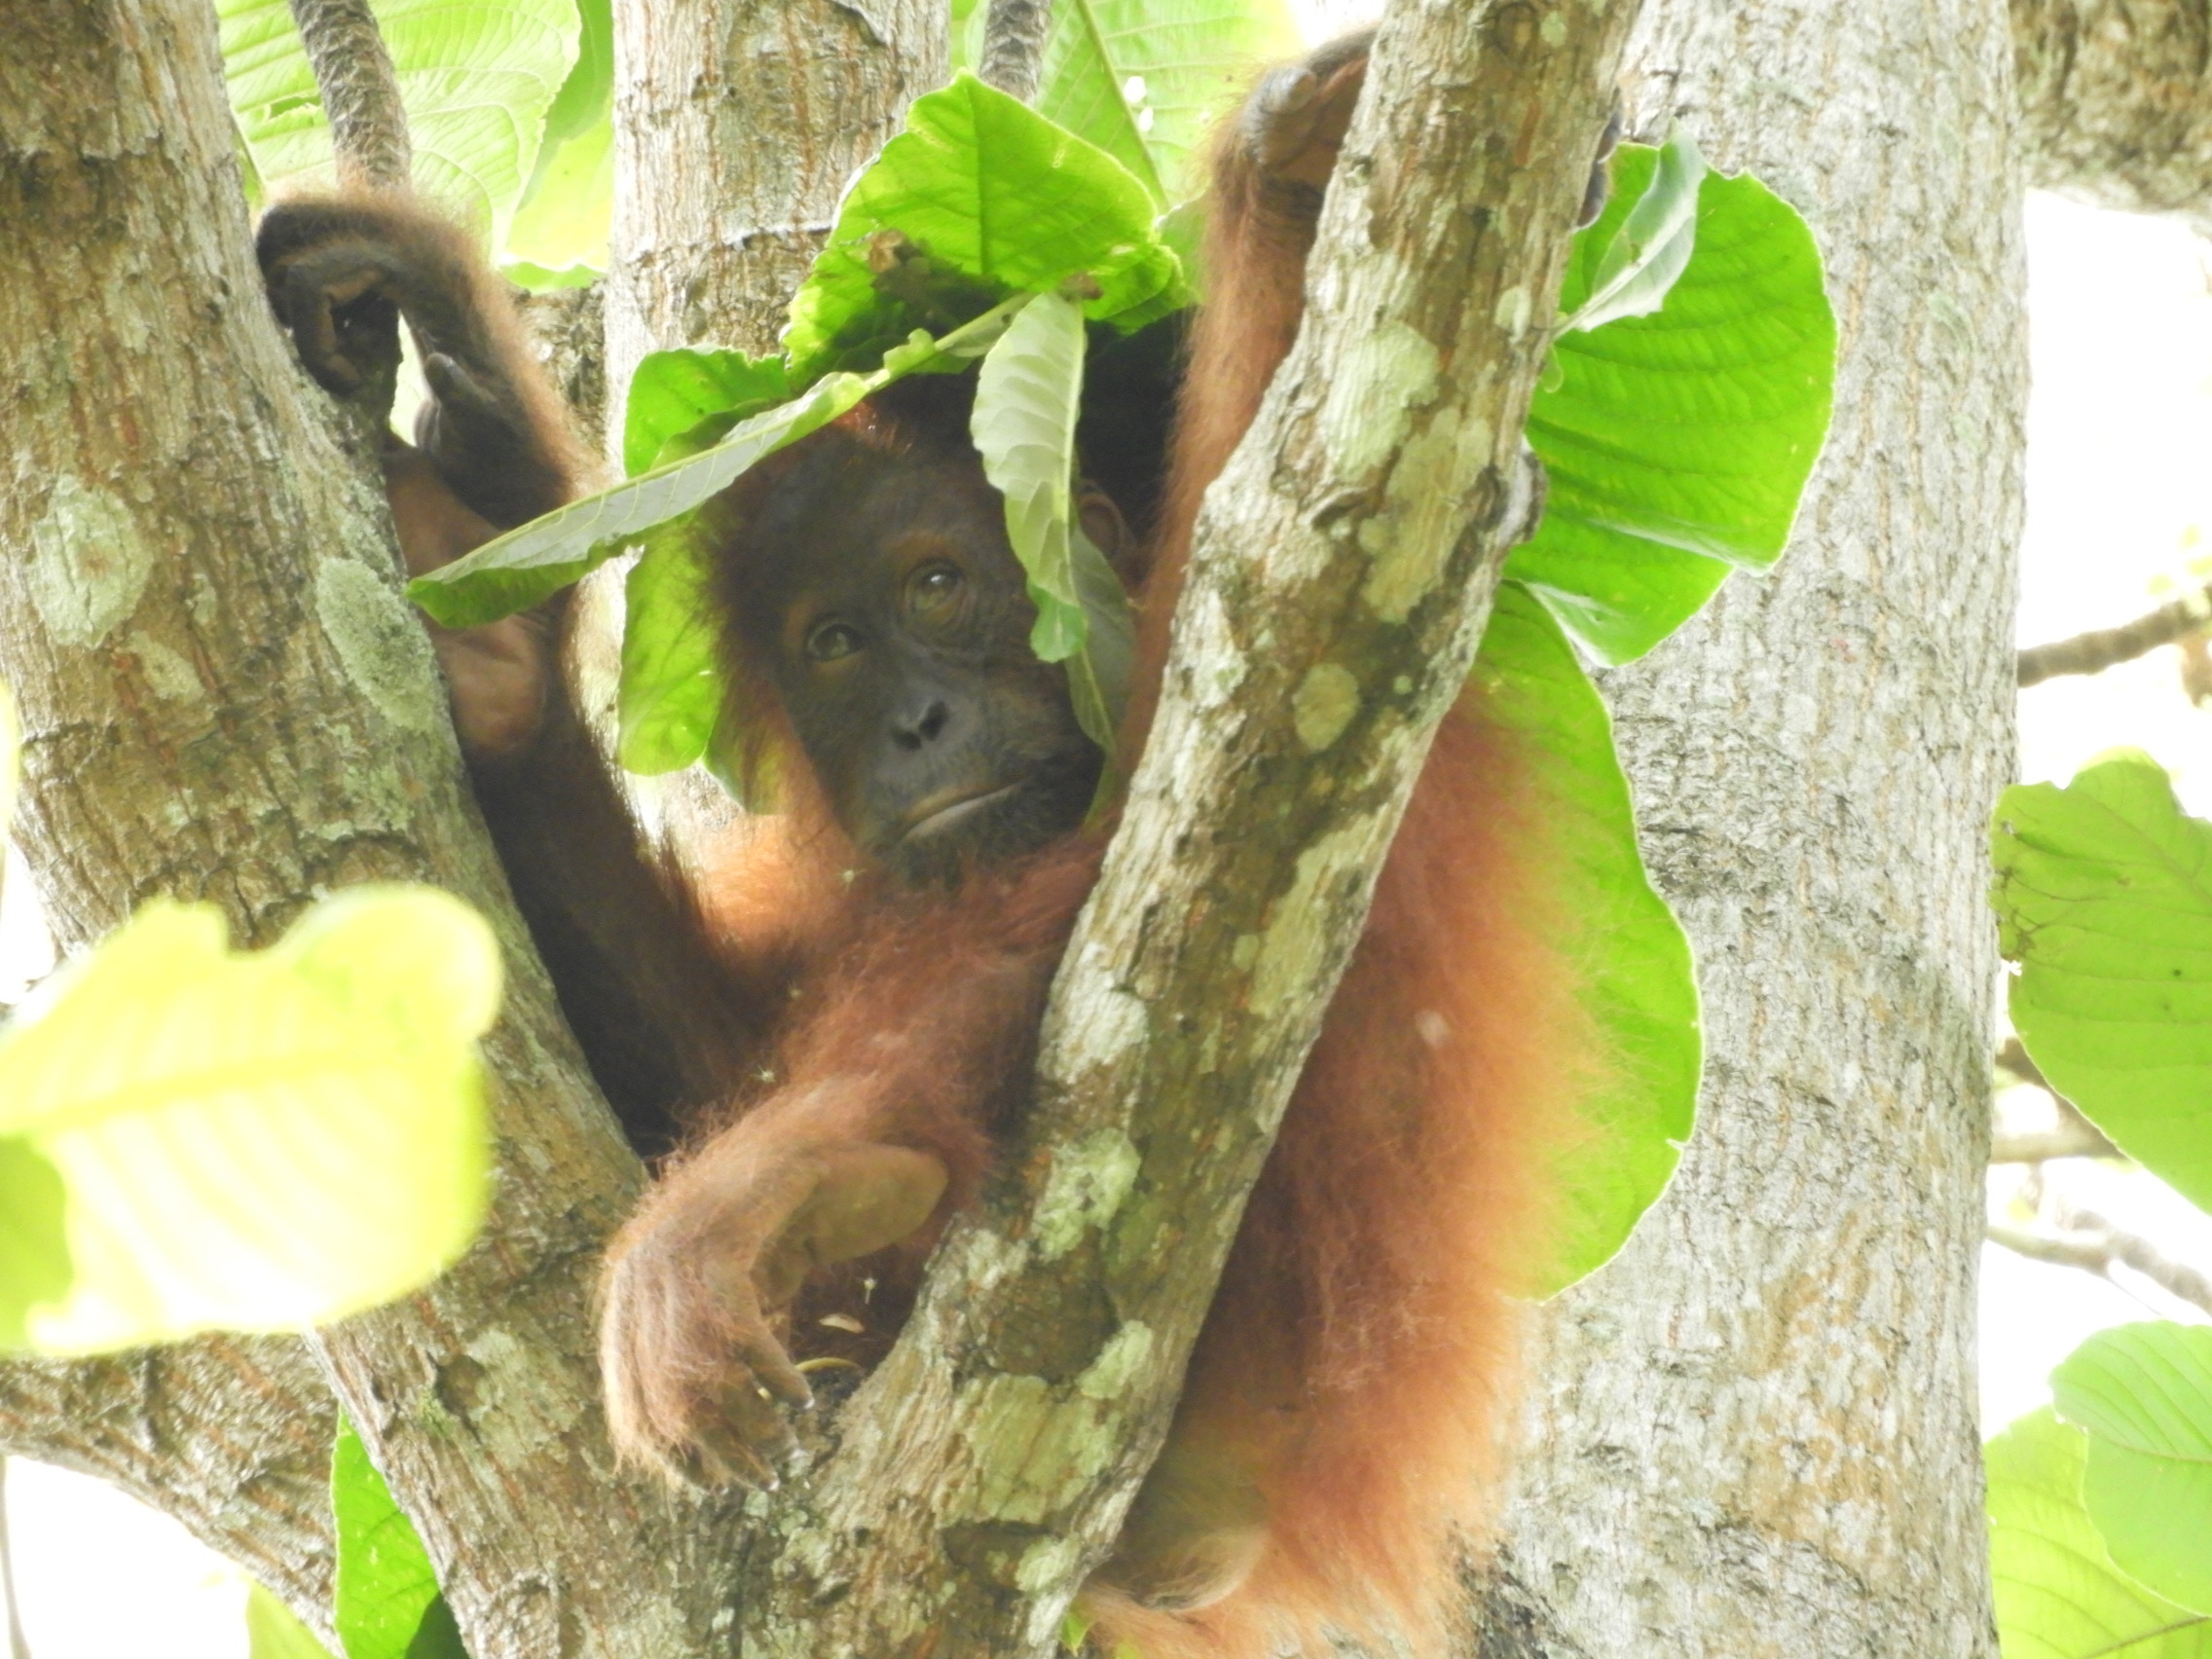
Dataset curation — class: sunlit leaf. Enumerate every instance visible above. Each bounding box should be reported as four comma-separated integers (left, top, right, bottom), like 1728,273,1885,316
0,888,497,1353
0,1137,69,1350
782,73,1187,381
503,0,612,279
1563,130,1706,335
247,1582,339,1659
616,516,726,778
2053,1323,2212,1615
971,289,1133,755
1987,1407,2212,1658
216,0,579,245
411,301,1027,627
1035,0,1299,208
623,350,792,479
1471,584,1698,1294
333,1416,465,1659
1992,752,2212,1211
1511,143,1835,664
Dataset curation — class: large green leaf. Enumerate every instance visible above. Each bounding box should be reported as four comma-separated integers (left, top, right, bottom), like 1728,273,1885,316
0,1136,69,1350
970,289,1134,755
1987,1407,2212,1659
334,1416,466,1659
246,1583,340,1659
2053,1324,2212,1616
1563,130,1707,335
623,350,792,479
412,301,1028,628
782,73,1188,382
502,0,613,282
0,888,497,1353
1471,583,1699,1295
1035,0,1300,209
616,516,727,778
1991,753,2212,1211
216,0,579,244
1511,142,1836,665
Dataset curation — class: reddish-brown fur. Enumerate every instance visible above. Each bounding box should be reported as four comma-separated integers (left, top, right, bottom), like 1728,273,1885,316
264,41,1599,1654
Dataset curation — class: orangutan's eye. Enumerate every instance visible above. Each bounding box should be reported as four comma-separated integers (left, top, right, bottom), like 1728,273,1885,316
806,620,863,662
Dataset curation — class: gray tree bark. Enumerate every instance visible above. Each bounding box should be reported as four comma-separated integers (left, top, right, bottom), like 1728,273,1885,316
2013,0,2212,232
604,0,946,441
0,7,754,1655
1483,0,2027,1655
0,2,1632,1657
0,1340,336,1641
735,1,1637,1649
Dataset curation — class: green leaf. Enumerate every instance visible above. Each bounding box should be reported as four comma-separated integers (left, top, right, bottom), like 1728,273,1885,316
1564,129,1707,335
1036,0,1300,208
414,298,1030,627
971,290,1134,755
1991,753,2212,1211
216,0,581,244
503,0,612,279
2052,1324,2212,1616
781,73,1188,383
1511,142,1836,664
334,1416,466,1659
0,1136,70,1350
1987,1407,2212,1659
623,350,792,478
616,516,726,777
1471,583,1699,1295
247,1583,340,1659
950,0,985,72
0,888,497,1353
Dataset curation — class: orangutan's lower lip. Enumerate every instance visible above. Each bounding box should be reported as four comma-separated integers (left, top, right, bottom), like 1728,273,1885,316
902,785,1018,841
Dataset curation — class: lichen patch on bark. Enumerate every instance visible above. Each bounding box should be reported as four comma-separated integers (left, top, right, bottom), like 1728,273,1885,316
27,476,154,647
313,556,444,736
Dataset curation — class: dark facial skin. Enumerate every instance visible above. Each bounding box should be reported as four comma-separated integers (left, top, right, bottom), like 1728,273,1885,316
724,426,1107,885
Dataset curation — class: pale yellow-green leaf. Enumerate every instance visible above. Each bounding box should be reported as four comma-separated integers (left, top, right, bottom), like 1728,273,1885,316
0,886,498,1353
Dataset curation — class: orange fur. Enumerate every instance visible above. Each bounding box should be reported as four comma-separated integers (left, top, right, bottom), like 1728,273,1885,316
1081,704,1591,1657
301,58,1602,1657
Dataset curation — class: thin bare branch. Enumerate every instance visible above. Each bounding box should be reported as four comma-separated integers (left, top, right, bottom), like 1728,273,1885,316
286,0,412,191
2017,581,2212,686
1992,1124,2120,1162
1988,1213,2212,1317
0,1459,28,1659
1993,1037,2121,1161
978,0,1051,100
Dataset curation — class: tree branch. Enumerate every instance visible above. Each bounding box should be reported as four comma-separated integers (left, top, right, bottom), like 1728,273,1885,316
2017,581,2212,685
0,9,753,1656
2012,0,2212,231
740,2,1641,1652
286,0,412,192
1992,1037,2120,1161
0,1341,338,1643
979,0,1051,101
1988,1213,2212,1316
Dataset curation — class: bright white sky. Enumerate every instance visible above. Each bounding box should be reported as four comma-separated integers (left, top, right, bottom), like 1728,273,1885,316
5,106,2212,1659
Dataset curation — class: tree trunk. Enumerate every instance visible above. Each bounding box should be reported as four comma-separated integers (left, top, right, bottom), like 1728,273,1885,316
2013,0,2212,231
0,7,755,1655
0,1341,336,1641
605,0,946,434
1486,0,2025,1654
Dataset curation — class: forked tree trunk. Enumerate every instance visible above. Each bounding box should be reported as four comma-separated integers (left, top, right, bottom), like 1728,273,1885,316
0,7,754,1656
1483,0,2026,1653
